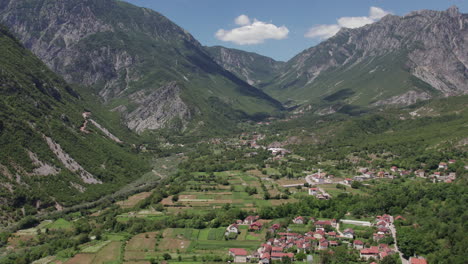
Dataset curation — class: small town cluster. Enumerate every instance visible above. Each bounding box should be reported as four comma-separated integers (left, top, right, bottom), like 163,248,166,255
226,214,428,264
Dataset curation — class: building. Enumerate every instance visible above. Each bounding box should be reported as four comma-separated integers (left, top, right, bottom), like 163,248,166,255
244,216,259,225
229,248,248,263
226,224,239,234
342,228,355,239
409,257,428,264
308,188,318,196
249,222,263,231
360,246,380,260
293,216,305,224
353,240,364,249
438,162,448,170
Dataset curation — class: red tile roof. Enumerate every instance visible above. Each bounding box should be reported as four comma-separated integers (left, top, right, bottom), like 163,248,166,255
353,240,364,245
360,246,380,255
410,257,428,264
229,248,248,256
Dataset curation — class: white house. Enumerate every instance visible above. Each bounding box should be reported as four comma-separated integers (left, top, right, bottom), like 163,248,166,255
342,228,354,239
229,248,248,263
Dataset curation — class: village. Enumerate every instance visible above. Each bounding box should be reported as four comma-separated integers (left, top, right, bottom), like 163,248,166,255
226,214,428,264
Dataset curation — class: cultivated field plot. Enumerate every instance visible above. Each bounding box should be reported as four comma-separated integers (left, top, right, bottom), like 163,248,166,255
160,170,301,212
115,226,268,261
116,192,152,209
65,241,122,264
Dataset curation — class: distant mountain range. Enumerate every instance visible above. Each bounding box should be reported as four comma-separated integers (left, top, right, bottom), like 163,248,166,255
0,0,282,135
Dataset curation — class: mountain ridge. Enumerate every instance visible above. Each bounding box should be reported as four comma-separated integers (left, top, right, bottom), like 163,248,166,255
259,6,467,109
0,0,283,135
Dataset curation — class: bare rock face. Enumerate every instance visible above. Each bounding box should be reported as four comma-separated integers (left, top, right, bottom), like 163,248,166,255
372,90,432,107
123,82,192,133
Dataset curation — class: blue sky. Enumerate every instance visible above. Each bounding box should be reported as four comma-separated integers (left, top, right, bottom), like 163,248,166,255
124,0,467,61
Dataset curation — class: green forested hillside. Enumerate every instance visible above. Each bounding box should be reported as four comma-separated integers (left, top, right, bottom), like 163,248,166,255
0,25,150,227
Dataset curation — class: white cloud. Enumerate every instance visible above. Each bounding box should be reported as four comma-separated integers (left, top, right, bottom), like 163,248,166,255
235,15,251,26
337,16,375,28
369,7,391,20
304,24,341,39
216,15,289,45
305,6,391,40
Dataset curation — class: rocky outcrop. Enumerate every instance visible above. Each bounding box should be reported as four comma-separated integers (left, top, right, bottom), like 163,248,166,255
372,90,432,107
88,119,123,143
28,151,61,176
43,135,102,184
123,82,192,133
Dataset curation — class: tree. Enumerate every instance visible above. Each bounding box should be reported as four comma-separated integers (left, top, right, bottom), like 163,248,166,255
172,195,179,202
163,253,172,260
381,255,398,264
281,256,292,264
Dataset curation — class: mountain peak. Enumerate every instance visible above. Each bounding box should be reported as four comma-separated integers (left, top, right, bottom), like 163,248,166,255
447,5,460,17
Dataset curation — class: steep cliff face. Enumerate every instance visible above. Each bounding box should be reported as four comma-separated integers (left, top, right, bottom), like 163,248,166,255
263,6,467,107
0,0,282,134
205,46,284,86
122,82,193,133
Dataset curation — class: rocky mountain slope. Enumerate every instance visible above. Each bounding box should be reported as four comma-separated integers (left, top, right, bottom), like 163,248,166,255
205,46,284,86
0,0,282,135
262,6,467,109
0,25,149,226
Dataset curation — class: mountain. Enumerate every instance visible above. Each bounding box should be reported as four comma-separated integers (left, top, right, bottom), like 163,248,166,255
261,6,467,109
0,0,282,135
205,46,285,86
0,24,150,226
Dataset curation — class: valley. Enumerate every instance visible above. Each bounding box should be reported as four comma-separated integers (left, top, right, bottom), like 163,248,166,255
0,0,466,264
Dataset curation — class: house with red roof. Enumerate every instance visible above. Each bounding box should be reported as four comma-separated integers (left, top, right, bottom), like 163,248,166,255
293,216,305,224
329,240,338,247
244,216,260,225
229,248,248,263
360,246,380,260
409,257,428,264
272,246,284,253
353,240,364,249
260,253,270,264
268,224,281,233
373,233,386,242
271,252,294,261
327,231,337,238
342,228,355,239
315,220,332,230
439,162,448,170
308,188,318,196
249,222,263,231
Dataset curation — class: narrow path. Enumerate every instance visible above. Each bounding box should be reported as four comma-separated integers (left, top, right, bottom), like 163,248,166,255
389,217,408,264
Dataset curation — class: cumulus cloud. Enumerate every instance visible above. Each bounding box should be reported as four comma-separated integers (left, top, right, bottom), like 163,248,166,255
305,7,391,40
304,24,341,39
235,15,251,26
216,15,289,45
